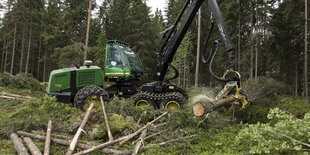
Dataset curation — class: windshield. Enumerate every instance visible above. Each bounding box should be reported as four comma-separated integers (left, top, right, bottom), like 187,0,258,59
107,45,128,68
119,45,144,72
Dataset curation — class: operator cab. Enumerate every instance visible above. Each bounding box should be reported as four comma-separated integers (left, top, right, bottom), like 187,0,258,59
104,40,144,83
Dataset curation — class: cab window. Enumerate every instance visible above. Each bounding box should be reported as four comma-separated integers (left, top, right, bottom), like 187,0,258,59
107,45,128,68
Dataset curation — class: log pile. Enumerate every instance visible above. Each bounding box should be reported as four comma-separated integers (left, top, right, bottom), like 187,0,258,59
10,99,197,154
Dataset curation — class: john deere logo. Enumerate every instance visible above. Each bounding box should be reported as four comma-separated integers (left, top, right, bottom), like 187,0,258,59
55,84,62,87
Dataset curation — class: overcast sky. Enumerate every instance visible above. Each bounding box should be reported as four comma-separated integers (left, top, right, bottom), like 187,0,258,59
146,0,167,16
0,0,167,20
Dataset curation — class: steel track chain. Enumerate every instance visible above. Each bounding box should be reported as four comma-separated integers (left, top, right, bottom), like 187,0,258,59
132,91,187,108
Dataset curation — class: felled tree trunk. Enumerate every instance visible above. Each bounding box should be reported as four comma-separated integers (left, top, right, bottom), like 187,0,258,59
10,133,29,155
44,120,52,155
192,97,234,117
23,137,42,155
100,96,113,141
17,131,90,149
132,129,147,155
66,103,94,155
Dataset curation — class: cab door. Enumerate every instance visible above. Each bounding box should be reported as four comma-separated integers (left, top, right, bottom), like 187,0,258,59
104,43,130,81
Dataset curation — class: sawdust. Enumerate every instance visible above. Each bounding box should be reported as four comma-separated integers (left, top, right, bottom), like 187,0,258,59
191,95,214,105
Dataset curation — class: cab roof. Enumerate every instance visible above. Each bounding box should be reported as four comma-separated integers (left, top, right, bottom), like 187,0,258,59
107,40,128,46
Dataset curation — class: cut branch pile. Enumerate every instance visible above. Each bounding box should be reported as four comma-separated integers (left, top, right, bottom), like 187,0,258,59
10,99,197,154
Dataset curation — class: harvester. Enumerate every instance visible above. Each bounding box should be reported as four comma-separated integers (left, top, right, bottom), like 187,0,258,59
47,0,248,112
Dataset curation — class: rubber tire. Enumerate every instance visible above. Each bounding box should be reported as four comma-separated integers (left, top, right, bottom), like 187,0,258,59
132,92,156,108
161,92,186,110
74,86,109,111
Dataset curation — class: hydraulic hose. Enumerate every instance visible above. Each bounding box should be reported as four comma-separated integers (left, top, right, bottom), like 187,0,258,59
208,40,232,83
202,19,215,64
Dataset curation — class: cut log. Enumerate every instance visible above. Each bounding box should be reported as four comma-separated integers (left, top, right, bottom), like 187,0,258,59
192,97,234,117
101,148,124,154
44,120,52,155
31,131,72,141
100,96,113,141
72,137,126,155
66,103,94,155
0,92,33,100
17,131,125,154
23,137,42,155
132,129,147,155
17,131,90,150
10,133,29,155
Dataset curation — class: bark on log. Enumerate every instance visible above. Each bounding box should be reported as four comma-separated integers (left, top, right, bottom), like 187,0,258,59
44,120,52,155
192,97,234,117
31,131,72,141
17,131,90,150
73,112,168,155
73,137,126,155
18,131,125,154
10,133,29,155
100,96,113,141
132,129,147,155
66,103,94,155
1,92,33,99
119,111,168,145
101,148,124,154
23,137,42,155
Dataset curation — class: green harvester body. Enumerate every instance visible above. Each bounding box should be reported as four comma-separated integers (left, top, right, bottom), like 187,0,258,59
46,40,144,103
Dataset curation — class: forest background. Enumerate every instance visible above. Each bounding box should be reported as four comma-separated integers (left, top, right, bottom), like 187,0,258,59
0,0,308,99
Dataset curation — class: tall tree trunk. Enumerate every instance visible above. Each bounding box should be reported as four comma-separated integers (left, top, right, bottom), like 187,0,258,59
238,0,241,72
3,39,8,72
305,0,309,104
295,63,299,97
43,46,47,82
255,29,258,78
183,55,186,87
1,36,7,73
25,12,33,74
10,22,17,75
84,0,92,64
20,27,25,73
2,3,10,73
195,8,201,89
37,30,42,80
250,0,254,79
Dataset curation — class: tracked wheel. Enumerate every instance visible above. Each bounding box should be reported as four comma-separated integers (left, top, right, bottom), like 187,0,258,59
161,92,187,110
74,86,109,111
132,92,155,108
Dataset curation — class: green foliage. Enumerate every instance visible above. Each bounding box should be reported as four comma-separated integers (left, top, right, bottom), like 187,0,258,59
0,72,44,92
53,42,85,68
277,97,310,118
1,96,82,136
107,97,155,124
0,140,15,154
243,77,289,105
233,105,270,124
235,108,310,154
